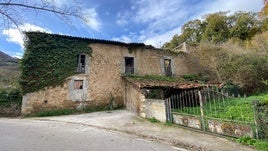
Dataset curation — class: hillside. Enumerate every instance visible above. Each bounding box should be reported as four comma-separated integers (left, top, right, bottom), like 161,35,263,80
0,51,19,65
0,51,19,89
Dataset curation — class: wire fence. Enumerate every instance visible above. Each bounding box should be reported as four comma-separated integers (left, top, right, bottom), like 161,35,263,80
165,87,266,138
168,88,253,123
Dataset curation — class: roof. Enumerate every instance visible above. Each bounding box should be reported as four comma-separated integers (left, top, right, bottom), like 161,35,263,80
26,31,151,48
122,76,219,89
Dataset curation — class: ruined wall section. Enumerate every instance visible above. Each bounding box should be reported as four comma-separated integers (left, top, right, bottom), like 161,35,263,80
124,80,145,117
21,42,199,115
87,44,126,107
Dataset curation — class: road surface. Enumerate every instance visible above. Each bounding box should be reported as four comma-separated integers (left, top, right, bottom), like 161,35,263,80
0,118,183,151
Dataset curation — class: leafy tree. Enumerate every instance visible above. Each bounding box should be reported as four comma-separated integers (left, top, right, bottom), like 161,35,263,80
180,19,204,43
260,0,268,17
202,12,230,43
163,10,267,49
162,34,180,50
229,12,261,40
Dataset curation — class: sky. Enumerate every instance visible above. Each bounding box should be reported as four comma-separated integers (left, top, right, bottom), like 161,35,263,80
0,0,263,58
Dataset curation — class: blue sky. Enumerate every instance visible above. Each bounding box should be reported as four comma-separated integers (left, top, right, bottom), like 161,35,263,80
0,0,263,58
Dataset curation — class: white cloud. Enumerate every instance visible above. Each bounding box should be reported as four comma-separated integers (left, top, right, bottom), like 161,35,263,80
116,12,130,27
143,27,181,48
14,52,23,59
132,0,186,32
112,35,132,43
47,0,71,7
116,19,128,27
2,23,51,49
81,8,101,31
205,0,262,14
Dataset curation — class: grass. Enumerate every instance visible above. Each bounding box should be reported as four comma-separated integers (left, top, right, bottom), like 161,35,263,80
26,105,124,117
124,74,185,82
237,136,268,151
33,108,76,117
172,93,268,122
147,117,161,123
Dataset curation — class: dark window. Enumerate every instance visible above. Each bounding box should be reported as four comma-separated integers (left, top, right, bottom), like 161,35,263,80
74,80,83,90
125,57,134,74
76,54,86,73
164,59,172,76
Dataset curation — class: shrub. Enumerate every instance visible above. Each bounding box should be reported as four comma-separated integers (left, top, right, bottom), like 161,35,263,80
0,88,22,107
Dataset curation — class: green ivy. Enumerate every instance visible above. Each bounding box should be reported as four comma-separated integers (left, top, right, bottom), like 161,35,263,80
19,32,92,94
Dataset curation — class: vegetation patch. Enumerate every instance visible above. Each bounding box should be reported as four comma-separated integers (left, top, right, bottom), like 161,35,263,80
0,88,22,107
147,117,160,123
125,74,185,82
26,105,123,117
20,32,92,94
0,88,22,116
173,93,268,122
237,136,268,151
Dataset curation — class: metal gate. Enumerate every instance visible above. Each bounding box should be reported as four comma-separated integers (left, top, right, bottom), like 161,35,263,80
165,87,258,138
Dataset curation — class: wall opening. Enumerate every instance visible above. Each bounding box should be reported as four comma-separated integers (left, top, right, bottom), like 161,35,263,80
164,59,172,76
125,57,134,74
76,54,86,73
74,80,84,90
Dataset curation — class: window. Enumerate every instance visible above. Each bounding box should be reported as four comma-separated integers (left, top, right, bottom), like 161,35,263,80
125,57,134,74
74,80,83,90
76,54,86,73
164,59,172,76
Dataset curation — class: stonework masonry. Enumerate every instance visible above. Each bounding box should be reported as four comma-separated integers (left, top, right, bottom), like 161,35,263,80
22,41,200,115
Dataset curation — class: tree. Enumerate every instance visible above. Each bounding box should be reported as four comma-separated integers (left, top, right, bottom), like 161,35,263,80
162,19,205,49
260,0,268,17
180,19,204,44
229,12,261,41
202,12,230,43
190,41,268,94
0,0,84,28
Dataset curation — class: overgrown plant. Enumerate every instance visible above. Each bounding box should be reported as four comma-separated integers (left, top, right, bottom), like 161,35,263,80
0,88,22,107
19,32,92,94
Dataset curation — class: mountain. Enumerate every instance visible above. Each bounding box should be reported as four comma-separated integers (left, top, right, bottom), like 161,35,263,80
0,51,19,89
0,51,19,65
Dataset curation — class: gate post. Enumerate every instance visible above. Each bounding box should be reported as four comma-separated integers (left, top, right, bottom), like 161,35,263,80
253,100,259,139
165,98,172,123
198,90,205,130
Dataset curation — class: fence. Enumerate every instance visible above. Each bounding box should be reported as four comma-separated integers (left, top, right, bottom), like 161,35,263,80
165,87,263,138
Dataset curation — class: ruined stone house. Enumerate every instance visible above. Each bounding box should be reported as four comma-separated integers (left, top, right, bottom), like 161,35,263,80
21,32,200,116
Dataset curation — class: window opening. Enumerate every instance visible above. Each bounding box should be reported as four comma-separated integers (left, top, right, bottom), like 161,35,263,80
74,80,83,90
76,54,86,73
125,57,134,74
164,59,172,76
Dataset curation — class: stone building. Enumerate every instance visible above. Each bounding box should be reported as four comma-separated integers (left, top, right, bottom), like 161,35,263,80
21,32,199,115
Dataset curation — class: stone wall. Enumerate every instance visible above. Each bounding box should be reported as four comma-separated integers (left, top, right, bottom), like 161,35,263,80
124,80,145,117
172,114,254,138
208,120,253,138
21,42,199,114
173,114,201,129
145,99,166,122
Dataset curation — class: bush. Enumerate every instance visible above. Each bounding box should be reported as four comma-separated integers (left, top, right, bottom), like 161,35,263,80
0,88,22,107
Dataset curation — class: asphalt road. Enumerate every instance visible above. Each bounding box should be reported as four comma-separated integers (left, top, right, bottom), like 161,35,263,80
0,118,183,151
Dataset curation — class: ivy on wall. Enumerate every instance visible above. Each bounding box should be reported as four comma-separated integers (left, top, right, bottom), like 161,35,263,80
20,32,92,94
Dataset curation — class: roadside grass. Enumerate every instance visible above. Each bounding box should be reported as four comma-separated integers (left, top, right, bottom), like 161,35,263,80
237,136,268,151
147,117,161,123
25,105,124,117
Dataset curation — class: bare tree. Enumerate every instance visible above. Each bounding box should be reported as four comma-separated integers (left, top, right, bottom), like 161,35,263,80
0,0,84,28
